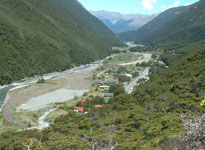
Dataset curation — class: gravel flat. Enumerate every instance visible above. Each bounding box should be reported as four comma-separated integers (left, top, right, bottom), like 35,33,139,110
3,65,97,128
17,89,88,111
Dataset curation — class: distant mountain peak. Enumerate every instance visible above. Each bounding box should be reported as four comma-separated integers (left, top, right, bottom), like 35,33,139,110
90,10,159,34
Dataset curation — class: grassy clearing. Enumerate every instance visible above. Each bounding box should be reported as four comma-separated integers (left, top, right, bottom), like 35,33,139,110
13,111,41,127
0,107,20,133
104,53,137,64
100,52,141,76
44,80,58,85
126,65,137,72
0,112,20,133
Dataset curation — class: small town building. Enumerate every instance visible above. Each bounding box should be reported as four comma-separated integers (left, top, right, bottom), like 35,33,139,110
100,85,110,89
80,99,87,103
98,81,107,86
76,107,84,112
108,81,116,86
104,93,114,97
122,73,133,78
137,70,142,73
152,51,164,55
94,105,103,108
99,81,117,87
104,87,109,91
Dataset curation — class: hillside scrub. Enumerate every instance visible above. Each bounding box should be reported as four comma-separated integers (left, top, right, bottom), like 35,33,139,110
0,0,124,85
0,50,204,149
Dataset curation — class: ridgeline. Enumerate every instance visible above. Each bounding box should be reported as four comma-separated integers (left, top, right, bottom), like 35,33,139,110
0,0,124,85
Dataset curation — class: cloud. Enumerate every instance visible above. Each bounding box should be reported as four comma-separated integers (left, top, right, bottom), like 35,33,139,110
169,0,180,8
161,5,166,9
185,2,192,6
141,0,157,11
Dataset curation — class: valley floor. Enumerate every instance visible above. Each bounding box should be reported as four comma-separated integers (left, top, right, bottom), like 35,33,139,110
1,65,97,129
0,50,154,132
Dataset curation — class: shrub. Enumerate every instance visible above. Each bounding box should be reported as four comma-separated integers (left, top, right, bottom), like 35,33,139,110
37,77,45,83
83,92,88,96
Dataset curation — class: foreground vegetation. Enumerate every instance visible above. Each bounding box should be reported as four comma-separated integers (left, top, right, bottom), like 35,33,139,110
0,50,204,149
0,0,205,150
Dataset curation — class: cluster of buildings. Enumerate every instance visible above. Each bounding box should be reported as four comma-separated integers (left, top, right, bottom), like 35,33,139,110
73,80,117,114
74,97,104,113
98,81,116,98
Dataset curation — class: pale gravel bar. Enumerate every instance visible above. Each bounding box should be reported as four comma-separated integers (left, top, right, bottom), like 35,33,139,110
17,89,88,111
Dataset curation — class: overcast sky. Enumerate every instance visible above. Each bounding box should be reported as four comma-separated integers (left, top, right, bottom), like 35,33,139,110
78,0,199,14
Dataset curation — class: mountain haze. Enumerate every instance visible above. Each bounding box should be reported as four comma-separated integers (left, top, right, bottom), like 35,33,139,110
119,0,205,47
90,10,158,34
138,0,205,46
0,0,124,85
119,5,191,41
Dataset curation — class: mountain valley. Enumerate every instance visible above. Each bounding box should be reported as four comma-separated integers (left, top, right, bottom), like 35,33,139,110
0,0,205,150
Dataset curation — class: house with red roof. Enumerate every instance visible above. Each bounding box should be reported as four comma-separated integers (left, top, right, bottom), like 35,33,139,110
80,99,87,103
87,97,92,101
94,105,103,108
76,107,84,112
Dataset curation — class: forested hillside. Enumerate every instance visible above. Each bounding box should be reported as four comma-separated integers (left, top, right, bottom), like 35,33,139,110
119,5,190,41
119,0,205,48
119,0,205,65
0,0,124,85
137,0,205,46
0,50,204,149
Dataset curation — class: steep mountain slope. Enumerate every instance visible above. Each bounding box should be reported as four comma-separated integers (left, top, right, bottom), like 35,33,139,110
139,0,205,46
97,18,140,34
119,5,190,41
0,0,124,85
1,50,204,149
91,10,158,34
119,0,205,47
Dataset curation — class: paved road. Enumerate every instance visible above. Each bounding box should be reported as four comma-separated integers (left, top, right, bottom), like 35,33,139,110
125,67,150,94
125,55,160,94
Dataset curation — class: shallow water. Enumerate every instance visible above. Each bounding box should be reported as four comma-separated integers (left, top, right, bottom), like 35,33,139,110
0,85,15,108
0,57,105,111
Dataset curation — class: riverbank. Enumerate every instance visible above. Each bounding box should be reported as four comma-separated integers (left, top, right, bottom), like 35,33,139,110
1,50,154,130
2,65,98,128
0,92,11,112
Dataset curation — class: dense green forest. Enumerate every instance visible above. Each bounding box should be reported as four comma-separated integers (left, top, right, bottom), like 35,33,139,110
0,0,124,85
0,50,204,149
119,0,205,50
119,0,205,65
119,5,189,42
